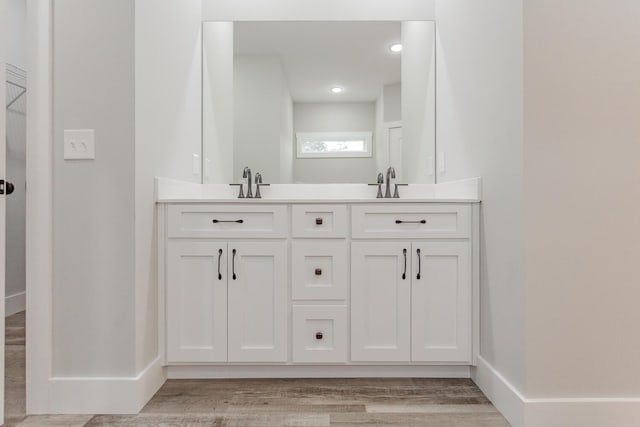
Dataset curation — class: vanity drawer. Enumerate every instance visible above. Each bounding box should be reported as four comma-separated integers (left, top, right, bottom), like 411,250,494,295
292,205,348,238
351,204,471,239
167,204,287,238
292,305,348,363
292,241,348,301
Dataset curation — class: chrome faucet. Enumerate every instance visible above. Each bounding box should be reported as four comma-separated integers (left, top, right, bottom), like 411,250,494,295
243,166,253,198
385,166,396,198
376,172,384,198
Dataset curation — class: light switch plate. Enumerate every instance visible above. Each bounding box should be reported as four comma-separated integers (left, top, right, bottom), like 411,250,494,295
64,129,95,160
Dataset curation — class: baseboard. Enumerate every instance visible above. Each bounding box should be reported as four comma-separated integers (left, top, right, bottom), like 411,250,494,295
167,364,470,379
6,291,26,316
472,355,640,427
471,355,526,427
48,356,166,414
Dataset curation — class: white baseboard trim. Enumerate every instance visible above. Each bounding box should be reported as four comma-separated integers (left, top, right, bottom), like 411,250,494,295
471,355,525,427
472,355,640,427
6,291,26,316
168,364,471,379
48,356,166,414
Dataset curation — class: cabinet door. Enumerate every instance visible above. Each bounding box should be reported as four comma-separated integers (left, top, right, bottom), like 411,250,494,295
228,241,288,362
166,241,227,362
412,242,472,362
351,242,411,361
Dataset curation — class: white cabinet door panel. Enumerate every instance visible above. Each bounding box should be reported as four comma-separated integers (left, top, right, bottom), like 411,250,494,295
228,241,288,362
412,242,472,362
351,242,411,361
166,241,227,362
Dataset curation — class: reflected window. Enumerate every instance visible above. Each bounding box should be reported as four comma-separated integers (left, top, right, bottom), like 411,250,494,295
296,132,372,158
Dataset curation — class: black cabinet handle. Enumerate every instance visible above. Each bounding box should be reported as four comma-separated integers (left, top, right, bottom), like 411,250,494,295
315,268,322,276
395,219,426,224
416,248,422,280
315,332,323,340
212,219,244,224
402,248,407,280
315,218,323,225
232,249,237,280
217,249,223,280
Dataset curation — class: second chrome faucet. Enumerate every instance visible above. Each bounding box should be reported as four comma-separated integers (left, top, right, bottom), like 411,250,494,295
231,167,269,198
370,167,406,198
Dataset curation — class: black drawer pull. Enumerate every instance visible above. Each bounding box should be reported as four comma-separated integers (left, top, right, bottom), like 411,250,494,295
232,249,237,280
212,219,244,224
315,268,322,276
315,332,323,340
315,218,323,225
395,219,426,224
402,248,407,280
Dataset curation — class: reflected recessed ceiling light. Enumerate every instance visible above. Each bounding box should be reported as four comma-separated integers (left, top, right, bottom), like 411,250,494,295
389,43,403,53
331,86,344,94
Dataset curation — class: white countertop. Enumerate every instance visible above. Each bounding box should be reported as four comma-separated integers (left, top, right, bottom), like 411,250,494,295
155,177,482,204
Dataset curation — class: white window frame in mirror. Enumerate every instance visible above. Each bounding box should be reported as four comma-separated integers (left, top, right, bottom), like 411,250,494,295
296,132,373,159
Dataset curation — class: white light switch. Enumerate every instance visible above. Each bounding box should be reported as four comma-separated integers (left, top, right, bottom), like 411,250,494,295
64,129,95,160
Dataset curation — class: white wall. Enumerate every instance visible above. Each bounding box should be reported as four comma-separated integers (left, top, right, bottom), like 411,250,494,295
203,0,434,21
5,0,26,312
6,0,25,69
435,0,525,394
234,55,291,184
383,83,401,123
52,0,136,376
135,0,202,372
524,0,640,398
279,84,294,184
402,21,436,184
202,22,234,184
293,102,377,183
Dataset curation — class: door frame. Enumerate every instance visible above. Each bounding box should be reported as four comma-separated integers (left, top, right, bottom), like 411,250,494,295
25,0,53,414
1,0,7,422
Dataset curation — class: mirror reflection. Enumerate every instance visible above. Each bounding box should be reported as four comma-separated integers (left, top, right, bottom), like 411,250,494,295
202,21,435,184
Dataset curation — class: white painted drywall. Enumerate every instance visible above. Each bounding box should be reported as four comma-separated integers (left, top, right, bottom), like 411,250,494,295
202,22,234,185
5,0,26,311
6,0,25,69
383,83,401,123
203,0,435,21
280,84,294,184
135,0,202,372
435,0,525,392
53,0,135,376
293,102,377,183
402,21,436,184
234,55,290,184
524,0,640,398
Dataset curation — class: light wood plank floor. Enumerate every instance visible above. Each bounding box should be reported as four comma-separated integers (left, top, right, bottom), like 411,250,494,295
5,312,509,426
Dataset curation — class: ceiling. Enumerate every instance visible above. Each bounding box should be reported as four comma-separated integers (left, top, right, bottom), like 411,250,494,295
234,21,402,103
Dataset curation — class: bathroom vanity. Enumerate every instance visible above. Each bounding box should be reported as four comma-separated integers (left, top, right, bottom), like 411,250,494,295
156,19,480,378
157,179,480,377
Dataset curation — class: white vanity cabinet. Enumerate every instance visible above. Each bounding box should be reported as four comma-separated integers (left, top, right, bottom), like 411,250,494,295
351,205,474,364
159,199,479,373
164,204,288,364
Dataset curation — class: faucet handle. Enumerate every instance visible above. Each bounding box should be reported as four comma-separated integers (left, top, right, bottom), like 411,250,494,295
229,183,244,198
393,183,408,199
368,181,384,198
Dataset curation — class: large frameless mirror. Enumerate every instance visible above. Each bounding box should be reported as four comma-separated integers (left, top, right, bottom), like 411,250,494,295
202,21,435,184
